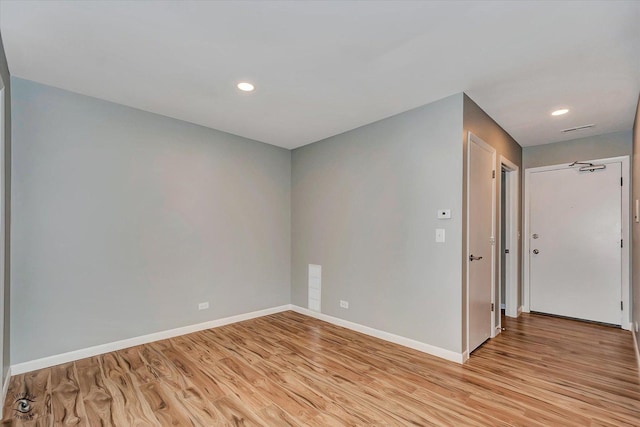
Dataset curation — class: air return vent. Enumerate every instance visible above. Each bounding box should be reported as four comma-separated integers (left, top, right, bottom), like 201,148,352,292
561,124,595,133
308,264,321,312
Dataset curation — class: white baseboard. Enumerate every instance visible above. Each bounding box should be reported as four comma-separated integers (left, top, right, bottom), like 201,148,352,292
12,303,466,375
11,305,290,375
517,305,523,316
1,367,11,418
290,305,464,364
500,303,506,310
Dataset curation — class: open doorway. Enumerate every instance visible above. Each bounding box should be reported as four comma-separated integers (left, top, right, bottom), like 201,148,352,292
499,156,519,322
500,169,506,313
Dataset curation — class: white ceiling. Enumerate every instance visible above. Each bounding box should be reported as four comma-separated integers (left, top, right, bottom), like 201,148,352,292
1,1,638,149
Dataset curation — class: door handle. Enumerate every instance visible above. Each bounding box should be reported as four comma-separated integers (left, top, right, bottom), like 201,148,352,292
532,249,539,254
469,254,483,261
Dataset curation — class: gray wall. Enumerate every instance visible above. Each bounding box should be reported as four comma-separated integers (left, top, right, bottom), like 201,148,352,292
11,78,291,363
632,95,639,356
292,94,464,354
0,32,11,381
523,131,632,169
462,95,523,350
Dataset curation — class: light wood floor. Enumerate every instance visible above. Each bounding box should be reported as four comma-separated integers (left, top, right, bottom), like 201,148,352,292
2,311,639,426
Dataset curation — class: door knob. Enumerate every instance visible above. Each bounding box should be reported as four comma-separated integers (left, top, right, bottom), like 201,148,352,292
469,254,483,261
533,249,540,254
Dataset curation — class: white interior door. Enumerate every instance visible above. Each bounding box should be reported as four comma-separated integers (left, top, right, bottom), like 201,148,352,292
529,163,622,325
467,134,495,353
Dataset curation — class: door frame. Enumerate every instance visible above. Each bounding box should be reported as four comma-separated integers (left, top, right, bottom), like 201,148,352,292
499,156,519,319
523,156,630,329
466,132,496,355
0,78,5,414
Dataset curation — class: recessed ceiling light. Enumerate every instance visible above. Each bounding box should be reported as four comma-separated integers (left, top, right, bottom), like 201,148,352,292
237,82,255,92
551,108,569,116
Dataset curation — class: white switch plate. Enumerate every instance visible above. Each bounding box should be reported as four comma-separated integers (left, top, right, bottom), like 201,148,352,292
435,228,445,243
437,209,451,219
340,300,349,309
198,302,210,310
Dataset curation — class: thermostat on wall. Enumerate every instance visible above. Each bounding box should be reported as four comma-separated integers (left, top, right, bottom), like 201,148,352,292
437,209,451,219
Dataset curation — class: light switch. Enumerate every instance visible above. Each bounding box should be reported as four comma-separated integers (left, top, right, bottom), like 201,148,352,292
435,228,445,243
437,209,451,219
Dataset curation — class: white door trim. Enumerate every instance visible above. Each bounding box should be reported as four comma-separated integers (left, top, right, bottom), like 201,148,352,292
466,132,496,354
523,156,630,329
0,78,4,418
499,156,520,319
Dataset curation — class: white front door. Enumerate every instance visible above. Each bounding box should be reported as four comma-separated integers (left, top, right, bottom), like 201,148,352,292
467,133,495,353
528,163,622,325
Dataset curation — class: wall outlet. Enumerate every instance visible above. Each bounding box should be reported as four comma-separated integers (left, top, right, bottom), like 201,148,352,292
340,300,349,309
198,302,210,310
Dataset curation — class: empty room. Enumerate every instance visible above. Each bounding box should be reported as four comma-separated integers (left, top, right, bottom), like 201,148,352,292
0,0,638,425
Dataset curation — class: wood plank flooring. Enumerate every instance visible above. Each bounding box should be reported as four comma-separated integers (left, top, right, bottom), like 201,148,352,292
2,311,639,426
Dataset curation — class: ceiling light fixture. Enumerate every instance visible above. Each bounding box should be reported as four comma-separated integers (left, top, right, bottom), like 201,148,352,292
237,82,255,92
551,108,569,116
